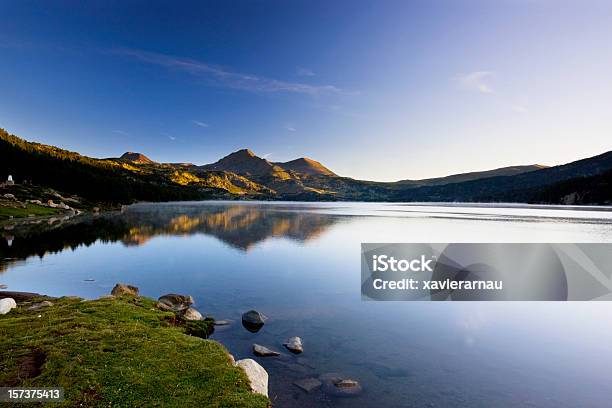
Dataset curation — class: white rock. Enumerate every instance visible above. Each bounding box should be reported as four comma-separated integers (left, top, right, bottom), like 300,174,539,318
235,358,269,397
253,344,280,357
284,336,304,354
181,307,203,321
0,298,17,315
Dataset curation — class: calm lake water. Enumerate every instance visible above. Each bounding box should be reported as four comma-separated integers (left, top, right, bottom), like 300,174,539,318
2,201,612,407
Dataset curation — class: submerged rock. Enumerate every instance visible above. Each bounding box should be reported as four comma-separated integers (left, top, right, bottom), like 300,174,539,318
0,298,17,315
158,294,194,312
111,283,139,297
284,336,303,354
241,310,267,333
181,307,203,321
293,377,322,393
27,301,54,311
235,358,269,397
319,373,363,397
253,344,280,357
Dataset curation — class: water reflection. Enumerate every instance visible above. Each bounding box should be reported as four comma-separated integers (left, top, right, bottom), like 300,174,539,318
1,203,342,272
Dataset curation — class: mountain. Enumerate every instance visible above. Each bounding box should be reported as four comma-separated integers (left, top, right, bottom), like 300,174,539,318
2,127,612,205
201,149,290,178
0,129,270,203
529,168,612,205
275,157,337,176
396,164,547,187
120,152,154,164
391,151,612,202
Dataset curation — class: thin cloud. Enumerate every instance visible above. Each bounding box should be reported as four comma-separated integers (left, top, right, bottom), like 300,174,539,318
454,71,494,94
112,130,129,136
285,125,297,132
192,120,209,128
297,67,315,77
114,48,345,96
262,152,273,159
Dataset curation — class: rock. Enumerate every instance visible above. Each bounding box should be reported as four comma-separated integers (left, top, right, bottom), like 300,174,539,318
3,194,16,200
284,336,303,354
319,373,362,397
235,359,268,397
214,319,231,326
93,207,100,213
181,307,203,321
27,300,54,311
111,283,139,297
293,377,322,393
158,294,194,311
241,310,267,333
0,298,17,315
253,344,280,357
47,200,57,208
228,353,235,365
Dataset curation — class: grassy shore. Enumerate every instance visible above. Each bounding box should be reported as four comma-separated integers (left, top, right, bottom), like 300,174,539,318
0,295,268,407
0,202,64,220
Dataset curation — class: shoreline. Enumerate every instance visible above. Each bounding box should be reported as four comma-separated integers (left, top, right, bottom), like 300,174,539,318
0,287,269,407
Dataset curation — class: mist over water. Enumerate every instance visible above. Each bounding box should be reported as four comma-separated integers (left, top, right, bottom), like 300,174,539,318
2,202,612,407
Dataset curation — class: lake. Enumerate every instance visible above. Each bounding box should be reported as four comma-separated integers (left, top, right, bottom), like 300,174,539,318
2,201,612,407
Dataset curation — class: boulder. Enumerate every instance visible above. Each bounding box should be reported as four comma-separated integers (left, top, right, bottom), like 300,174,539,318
3,194,16,200
181,307,203,321
235,359,268,397
319,373,363,397
27,300,54,311
283,336,303,354
0,298,17,315
241,310,267,333
157,294,194,311
293,377,322,393
253,344,280,357
111,283,139,297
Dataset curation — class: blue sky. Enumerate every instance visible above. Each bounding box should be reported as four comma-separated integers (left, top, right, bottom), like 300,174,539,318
1,0,611,181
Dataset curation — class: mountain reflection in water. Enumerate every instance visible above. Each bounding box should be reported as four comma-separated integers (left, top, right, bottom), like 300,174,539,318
1,202,343,272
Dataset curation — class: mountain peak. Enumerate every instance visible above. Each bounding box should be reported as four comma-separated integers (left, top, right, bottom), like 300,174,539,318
120,152,154,164
228,149,257,158
202,148,285,176
278,157,337,176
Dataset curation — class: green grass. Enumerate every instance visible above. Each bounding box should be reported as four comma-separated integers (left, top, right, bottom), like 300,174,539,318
0,203,63,220
0,296,268,407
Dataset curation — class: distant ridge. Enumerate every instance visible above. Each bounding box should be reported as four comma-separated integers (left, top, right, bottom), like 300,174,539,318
120,152,154,164
397,164,548,187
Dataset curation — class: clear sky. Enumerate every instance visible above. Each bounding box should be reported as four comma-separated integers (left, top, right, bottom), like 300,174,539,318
1,0,611,181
